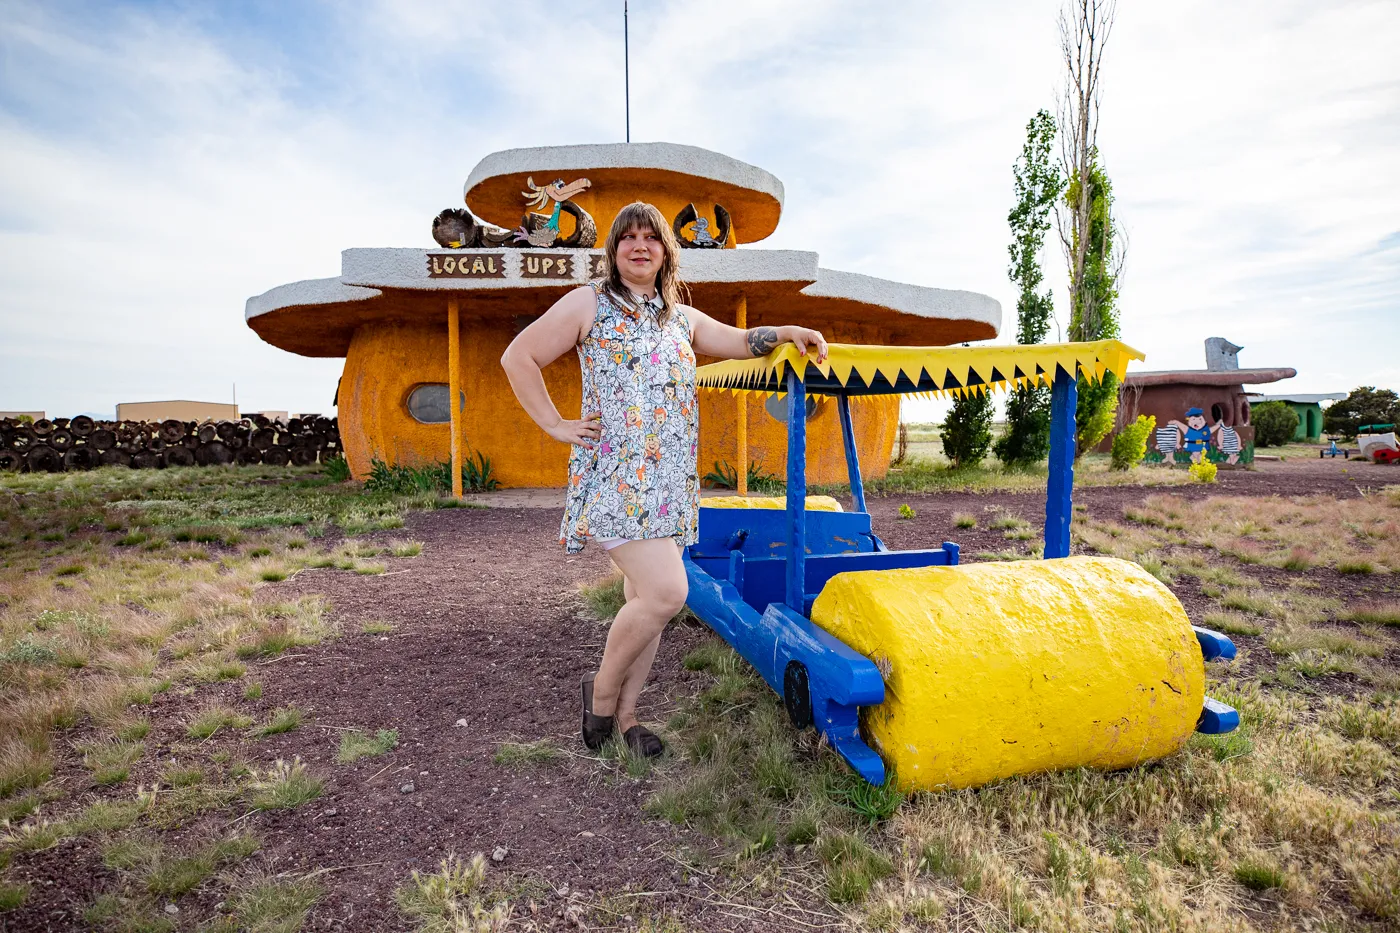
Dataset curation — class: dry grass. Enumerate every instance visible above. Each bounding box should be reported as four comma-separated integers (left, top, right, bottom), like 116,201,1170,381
644,477,1400,930
1122,488,1400,573
0,467,445,926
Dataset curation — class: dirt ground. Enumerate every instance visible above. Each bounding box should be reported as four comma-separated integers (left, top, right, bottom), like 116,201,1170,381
5,455,1397,932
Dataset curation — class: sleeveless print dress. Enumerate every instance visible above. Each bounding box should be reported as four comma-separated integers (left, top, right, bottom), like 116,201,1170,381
559,283,700,553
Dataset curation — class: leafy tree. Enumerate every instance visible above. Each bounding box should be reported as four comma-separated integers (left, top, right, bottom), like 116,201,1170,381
1252,402,1300,447
1064,154,1122,455
941,392,993,468
996,110,1064,467
1322,387,1400,440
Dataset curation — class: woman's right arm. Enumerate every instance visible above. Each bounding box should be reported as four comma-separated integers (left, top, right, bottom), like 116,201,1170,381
500,286,603,448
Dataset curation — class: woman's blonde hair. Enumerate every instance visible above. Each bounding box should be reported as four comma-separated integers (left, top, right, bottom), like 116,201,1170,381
603,202,688,324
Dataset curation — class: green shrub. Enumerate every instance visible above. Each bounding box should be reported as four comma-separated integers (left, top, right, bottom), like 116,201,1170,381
1253,401,1299,447
940,393,993,468
1110,414,1156,470
323,455,351,482
364,454,499,494
702,460,783,493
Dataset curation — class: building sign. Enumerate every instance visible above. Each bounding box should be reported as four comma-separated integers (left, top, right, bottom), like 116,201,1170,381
521,254,574,279
589,255,608,278
427,253,506,278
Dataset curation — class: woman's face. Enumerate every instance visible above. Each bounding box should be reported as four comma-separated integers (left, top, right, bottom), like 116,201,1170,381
614,224,664,292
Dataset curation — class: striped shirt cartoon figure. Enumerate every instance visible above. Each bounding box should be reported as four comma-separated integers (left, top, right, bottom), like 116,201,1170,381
1215,420,1241,465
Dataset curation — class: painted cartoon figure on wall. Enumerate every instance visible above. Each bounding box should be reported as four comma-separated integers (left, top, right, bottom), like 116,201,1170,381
1163,407,1242,466
1170,408,1213,463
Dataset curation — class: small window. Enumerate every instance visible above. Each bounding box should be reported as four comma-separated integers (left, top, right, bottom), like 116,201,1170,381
1210,403,1225,424
764,393,817,423
406,384,464,424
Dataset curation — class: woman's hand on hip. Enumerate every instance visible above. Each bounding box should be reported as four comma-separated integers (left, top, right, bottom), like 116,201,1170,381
779,326,828,363
547,412,603,447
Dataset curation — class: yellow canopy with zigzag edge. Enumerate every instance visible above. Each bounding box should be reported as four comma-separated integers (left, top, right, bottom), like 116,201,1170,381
695,339,1144,399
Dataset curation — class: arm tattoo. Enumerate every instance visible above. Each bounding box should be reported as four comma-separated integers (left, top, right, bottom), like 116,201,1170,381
746,326,779,357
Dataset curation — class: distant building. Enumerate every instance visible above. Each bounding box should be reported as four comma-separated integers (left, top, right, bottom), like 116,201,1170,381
0,411,45,421
1245,393,1345,442
116,400,239,423
1109,338,1296,464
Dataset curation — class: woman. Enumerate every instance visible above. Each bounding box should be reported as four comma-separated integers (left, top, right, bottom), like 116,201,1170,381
500,202,826,758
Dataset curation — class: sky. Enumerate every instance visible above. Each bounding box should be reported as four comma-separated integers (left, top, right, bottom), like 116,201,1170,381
1,0,1397,422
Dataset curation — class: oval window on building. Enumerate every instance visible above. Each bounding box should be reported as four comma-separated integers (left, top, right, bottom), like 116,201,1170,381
764,392,817,423
406,384,464,424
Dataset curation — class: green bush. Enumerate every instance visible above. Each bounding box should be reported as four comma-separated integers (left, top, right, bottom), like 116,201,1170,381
702,460,783,493
1322,386,1399,440
1110,414,1156,470
323,455,351,482
1252,401,1299,447
364,454,499,494
940,393,993,468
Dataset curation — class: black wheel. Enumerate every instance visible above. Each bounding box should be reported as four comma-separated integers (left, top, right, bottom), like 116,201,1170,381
783,660,813,730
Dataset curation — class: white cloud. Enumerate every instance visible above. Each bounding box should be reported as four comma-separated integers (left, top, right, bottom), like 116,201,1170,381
0,0,1396,423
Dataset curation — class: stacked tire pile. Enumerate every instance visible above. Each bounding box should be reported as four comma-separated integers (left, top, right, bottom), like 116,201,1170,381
0,415,340,473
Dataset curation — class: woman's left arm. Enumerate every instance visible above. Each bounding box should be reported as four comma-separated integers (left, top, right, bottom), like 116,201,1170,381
684,308,828,363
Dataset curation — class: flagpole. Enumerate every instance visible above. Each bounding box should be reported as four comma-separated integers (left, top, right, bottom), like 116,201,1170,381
624,0,630,142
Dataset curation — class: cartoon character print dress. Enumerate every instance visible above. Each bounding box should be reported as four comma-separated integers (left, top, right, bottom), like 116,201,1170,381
560,283,699,553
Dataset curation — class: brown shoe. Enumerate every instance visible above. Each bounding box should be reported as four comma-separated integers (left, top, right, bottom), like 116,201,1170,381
581,674,615,751
623,725,664,759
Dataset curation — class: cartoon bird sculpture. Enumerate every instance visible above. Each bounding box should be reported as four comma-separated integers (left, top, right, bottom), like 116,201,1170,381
516,177,596,248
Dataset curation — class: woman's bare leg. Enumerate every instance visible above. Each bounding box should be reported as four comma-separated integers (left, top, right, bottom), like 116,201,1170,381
589,539,687,722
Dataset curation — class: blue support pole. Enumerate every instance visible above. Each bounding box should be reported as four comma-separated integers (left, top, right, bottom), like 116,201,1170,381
1044,366,1078,559
785,367,807,612
835,393,867,513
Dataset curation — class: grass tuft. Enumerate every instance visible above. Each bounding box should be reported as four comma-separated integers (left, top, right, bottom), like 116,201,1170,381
817,832,894,904
0,881,28,910
580,573,627,620
825,772,904,825
1345,601,1400,626
187,705,254,740
79,737,144,785
337,728,399,763
1233,856,1286,891
493,740,561,767
253,706,305,738
395,852,510,930
227,873,325,933
1201,610,1262,637
246,757,323,810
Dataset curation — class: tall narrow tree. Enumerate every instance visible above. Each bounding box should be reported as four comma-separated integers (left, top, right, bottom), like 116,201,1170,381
1057,0,1124,456
996,110,1063,466
1066,154,1123,453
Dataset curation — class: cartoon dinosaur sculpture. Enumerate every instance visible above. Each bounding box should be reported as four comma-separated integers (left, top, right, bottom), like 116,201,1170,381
673,203,732,248
431,176,597,250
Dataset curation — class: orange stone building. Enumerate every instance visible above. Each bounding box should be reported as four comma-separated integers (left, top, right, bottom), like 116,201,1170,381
245,143,1001,488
